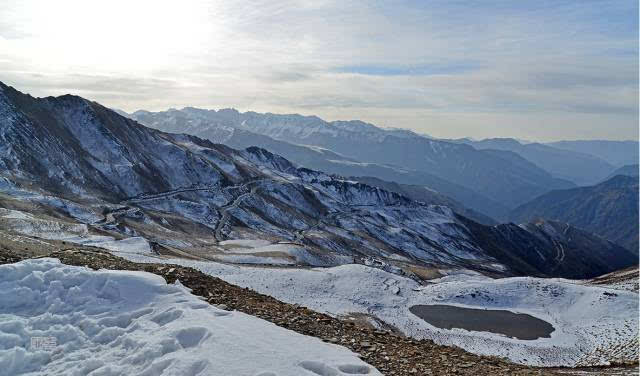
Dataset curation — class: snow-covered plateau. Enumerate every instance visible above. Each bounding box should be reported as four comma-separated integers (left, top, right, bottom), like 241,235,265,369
0,258,380,376
113,251,639,368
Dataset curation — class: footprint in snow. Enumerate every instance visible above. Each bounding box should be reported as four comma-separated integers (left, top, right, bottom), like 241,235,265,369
150,309,183,326
175,327,210,349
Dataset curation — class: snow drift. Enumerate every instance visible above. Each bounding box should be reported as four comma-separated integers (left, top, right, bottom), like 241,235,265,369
0,258,379,376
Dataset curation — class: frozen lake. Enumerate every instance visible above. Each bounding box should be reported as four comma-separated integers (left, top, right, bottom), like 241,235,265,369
409,304,555,340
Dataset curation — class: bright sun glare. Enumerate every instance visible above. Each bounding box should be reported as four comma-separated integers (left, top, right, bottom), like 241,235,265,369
12,0,214,73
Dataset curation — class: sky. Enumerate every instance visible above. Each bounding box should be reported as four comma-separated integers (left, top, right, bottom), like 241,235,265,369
0,0,638,141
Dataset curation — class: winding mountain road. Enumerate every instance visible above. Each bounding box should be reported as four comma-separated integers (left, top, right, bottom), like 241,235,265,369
214,184,260,241
123,186,221,204
113,179,270,241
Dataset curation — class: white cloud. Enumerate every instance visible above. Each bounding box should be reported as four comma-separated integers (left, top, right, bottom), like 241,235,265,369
0,0,637,141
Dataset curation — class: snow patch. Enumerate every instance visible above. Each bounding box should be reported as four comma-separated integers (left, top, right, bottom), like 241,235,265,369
0,258,380,376
219,239,273,249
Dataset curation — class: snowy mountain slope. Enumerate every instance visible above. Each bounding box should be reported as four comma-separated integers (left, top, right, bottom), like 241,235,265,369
1,177,635,282
97,252,640,368
127,107,576,209
0,82,635,278
238,148,637,278
0,83,242,200
0,258,380,376
225,133,511,221
350,176,497,225
127,109,510,220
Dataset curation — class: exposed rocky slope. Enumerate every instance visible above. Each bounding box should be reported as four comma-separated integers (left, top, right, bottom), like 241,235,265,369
510,175,639,252
588,266,639,292
461,218,637,278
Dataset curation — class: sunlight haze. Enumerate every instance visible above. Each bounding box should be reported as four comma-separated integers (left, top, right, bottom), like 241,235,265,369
1,0,637,141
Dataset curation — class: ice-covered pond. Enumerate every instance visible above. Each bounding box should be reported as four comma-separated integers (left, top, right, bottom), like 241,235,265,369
409,304,555,340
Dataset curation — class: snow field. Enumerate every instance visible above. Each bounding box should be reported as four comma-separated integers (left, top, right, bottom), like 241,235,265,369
115,254,638,367
0,258,380,376
218,241,354,266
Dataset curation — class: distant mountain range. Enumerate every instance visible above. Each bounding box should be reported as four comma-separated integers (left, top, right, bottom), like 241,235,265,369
604,164,638,181
451,138,615,185
127,109,510,220
126,108,586,220
547,140,639,167
1,81,635,278
511,175,639,252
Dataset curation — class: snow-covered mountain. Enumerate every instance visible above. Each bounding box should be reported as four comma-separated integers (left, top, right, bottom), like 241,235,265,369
0,82,635,279
126,107,576,211
124,108,511,220
348,176,497,225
